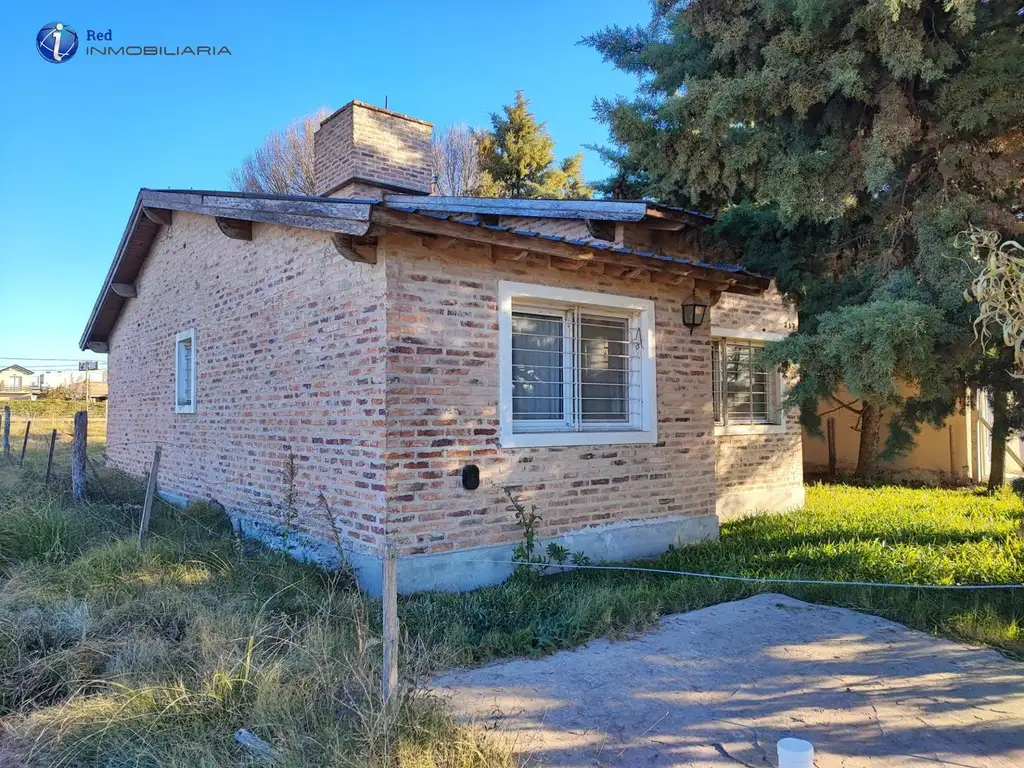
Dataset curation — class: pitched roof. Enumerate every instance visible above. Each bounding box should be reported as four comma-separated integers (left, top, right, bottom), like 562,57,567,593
80,189,769,350
0,365,34,375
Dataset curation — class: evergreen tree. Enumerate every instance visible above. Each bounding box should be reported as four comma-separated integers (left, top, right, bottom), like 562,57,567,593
587,0,1023,476
476,91,593,199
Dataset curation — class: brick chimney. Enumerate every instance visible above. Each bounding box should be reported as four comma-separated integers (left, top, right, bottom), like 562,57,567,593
313,101,433,199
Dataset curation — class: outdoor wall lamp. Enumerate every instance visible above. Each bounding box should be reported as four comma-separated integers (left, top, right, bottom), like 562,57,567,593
681,288,709,334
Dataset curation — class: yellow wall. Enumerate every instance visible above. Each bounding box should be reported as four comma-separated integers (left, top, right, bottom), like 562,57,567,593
803,385,973,481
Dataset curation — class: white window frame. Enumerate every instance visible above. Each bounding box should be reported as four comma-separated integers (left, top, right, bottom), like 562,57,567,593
174,328,197,414
499,281,657,448
711,326,787,436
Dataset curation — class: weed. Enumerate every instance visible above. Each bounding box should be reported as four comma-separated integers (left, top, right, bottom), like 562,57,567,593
0,452,511,767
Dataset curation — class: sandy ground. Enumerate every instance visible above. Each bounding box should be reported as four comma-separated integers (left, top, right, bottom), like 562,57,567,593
434,594,1024,767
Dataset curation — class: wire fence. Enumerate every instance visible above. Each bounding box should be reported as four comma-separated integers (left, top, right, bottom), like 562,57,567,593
4,410,1023,595
2,417,234,545
457,558,1024,591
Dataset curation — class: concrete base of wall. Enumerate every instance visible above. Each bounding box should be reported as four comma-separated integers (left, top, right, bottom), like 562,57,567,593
163,486,721,596
356,513,720,596
715,485,805,521
163,487,720,593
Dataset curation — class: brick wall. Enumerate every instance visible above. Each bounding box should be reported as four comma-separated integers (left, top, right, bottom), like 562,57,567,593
381,232,719,556
313,101,433,198
106,212,389,553
711,287,804,518
105,214,803,569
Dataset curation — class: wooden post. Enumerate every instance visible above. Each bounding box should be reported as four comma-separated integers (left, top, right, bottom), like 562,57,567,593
45,429,57,484
2,405,9,459
138,445,162,546
19,420,31,467
72,410,87,500
826,417,837,479
949,426,956,480
381,543,399,704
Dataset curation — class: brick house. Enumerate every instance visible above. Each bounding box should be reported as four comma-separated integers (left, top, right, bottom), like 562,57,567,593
80,101,802,594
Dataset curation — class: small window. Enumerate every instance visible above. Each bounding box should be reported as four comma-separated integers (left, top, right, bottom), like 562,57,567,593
712,338,778,425
500,282,657,448
9,376,22,389
175,329,196,414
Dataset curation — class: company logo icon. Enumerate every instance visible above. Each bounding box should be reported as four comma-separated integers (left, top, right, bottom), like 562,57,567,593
37,22,79,63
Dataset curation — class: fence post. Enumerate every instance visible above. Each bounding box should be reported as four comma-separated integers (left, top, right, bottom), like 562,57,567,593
45,429,57,484
72,410,87,499
381,543,399,704
138,445,162,546
19,420,31,467
826,417,837,479
2,405,9,459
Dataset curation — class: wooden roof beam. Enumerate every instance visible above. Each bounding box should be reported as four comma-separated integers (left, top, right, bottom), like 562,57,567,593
110,282,137,298
372,208,767,294
215,216,253,241
332,233,377,264
142,207,172,226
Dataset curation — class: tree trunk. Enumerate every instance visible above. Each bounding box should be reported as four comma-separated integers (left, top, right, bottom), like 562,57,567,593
988,388,1008,491
855,403,881,478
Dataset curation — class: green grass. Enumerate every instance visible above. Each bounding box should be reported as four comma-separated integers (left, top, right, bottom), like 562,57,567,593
402,484,1024,663
0,451,1022,766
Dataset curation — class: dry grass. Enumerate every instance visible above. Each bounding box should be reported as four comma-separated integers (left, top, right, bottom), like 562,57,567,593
0,454,513,767
2,445,1022,766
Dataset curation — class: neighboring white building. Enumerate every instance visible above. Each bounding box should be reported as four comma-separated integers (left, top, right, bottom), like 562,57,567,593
36,368,106,389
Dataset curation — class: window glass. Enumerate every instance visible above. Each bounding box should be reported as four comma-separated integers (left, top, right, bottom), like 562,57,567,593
715,339,774,425
511,312,564,421
580,315,629,423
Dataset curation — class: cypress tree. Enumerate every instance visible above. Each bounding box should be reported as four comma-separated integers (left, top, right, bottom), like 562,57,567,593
587,0,1023,476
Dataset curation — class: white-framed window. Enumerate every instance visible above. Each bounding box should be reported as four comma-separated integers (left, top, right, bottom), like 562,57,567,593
710,327,786,435
175,328,197,414
498,281,657,448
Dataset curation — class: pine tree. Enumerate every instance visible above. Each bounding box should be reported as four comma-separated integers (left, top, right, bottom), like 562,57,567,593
476,91,593,199
587,0,1023,476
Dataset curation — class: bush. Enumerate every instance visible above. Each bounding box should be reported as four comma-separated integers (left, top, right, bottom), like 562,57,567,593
4,400,105,419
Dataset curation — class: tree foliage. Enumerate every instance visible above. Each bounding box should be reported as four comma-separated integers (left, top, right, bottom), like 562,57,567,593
587,0,1024,473
230,109,327,196
476,91,593,199
431,124,481,196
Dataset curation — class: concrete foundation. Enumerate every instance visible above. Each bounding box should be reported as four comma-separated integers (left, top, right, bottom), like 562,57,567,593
716,485,805,521
161,489,720,596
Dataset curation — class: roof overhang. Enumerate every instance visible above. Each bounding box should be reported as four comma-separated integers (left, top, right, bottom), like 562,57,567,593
79,190,373,350
382,195,713,230
80,189,768,351
374,207,767,295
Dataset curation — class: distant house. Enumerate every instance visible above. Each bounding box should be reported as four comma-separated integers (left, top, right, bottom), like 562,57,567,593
35,368,108,402
0,365,37,401
79,100,804,594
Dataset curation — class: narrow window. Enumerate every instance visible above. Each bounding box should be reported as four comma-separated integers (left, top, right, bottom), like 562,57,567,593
712,338,777,425
175,329,196,413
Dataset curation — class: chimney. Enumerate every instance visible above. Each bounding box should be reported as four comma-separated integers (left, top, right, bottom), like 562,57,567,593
313,100,433,199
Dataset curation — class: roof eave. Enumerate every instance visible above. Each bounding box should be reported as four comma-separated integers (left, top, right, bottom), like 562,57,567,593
79,190,375,350
80,190,769,351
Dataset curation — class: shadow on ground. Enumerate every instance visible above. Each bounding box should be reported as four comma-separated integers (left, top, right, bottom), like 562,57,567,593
435,594,1024,767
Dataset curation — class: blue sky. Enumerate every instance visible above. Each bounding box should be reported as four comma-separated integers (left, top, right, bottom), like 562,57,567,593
0,0,645,367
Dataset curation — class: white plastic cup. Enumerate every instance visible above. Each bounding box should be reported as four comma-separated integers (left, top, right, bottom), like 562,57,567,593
777,737,814,768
